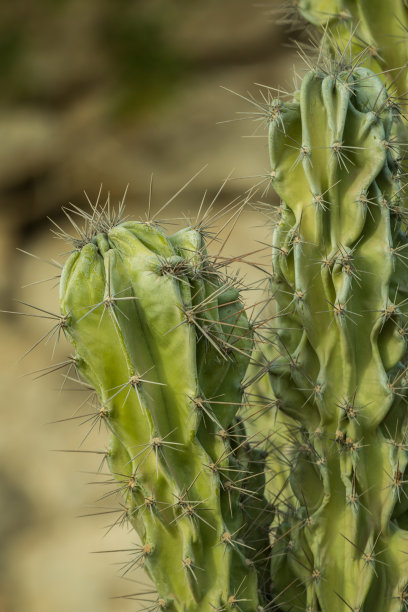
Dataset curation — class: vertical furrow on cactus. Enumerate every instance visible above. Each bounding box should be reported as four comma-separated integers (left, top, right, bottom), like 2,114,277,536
105,225,239,607
166,226,272,600
61,241,200,606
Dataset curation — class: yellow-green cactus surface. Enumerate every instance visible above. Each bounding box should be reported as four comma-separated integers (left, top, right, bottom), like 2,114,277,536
59,218,271,610
262,62,408,611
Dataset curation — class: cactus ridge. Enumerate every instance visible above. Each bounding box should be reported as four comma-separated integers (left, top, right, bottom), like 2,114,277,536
56,200,272,610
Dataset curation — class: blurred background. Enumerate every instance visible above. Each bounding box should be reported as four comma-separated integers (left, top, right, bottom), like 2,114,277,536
0,1,305,610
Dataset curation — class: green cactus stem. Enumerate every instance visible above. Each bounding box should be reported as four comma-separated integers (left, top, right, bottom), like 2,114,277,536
255,57,408,611
59,212,270,610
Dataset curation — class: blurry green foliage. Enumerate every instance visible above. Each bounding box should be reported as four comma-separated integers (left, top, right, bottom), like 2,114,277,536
101,3,187,116
0,21,25,100
0,0,190,115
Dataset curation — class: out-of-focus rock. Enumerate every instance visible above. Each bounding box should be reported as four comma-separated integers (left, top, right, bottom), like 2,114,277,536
0,111,60,190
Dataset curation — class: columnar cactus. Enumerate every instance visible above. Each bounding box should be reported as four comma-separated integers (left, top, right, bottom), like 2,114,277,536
259,59,408,610
59,215,270,610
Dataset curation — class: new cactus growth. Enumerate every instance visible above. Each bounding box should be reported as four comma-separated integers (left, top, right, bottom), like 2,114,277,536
259,57,408,610
59,213,270,610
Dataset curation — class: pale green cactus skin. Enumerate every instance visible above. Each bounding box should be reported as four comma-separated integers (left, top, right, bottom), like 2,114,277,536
260,65,408,610
59,221,270,610
296,0,408,101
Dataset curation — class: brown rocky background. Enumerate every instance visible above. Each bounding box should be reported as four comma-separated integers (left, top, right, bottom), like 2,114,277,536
0,1,306,610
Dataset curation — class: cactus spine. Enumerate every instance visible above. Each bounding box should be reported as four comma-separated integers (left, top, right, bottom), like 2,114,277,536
59,216,270,610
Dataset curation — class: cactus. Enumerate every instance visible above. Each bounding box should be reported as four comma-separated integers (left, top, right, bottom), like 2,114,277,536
58,211,271,610
12,3,408,610
41,56,408,612
294,0,408,102
255,55,408,610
